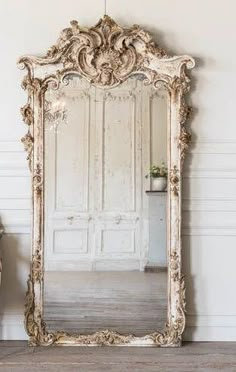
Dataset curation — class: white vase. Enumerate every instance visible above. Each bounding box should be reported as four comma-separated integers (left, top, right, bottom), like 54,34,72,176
152,177,167,191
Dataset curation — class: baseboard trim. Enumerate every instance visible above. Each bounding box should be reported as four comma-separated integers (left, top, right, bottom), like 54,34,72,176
144,266,167,273
185,315,236,341
0,314,27,340
46,259,142,271
1,314,236,341
185,326,236,341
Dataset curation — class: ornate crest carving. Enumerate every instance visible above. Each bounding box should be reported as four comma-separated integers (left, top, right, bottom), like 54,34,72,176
19,16,194,347
18,15,194,89
47,16,166,87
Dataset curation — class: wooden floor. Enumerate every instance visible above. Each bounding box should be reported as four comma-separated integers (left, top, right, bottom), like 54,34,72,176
0,342,236,371
44,271,167,335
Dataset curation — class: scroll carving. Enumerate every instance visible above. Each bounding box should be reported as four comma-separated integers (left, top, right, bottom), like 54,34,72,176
25,276,55,346
18,15,194,347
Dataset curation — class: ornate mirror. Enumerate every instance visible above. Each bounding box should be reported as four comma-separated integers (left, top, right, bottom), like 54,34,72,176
19,16,194,346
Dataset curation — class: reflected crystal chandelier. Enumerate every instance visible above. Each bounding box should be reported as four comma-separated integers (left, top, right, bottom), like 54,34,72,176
44,99,68,131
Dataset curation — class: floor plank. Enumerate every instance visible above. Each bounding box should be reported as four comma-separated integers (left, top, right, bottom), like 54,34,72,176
44,271,167,335
0,342,236,371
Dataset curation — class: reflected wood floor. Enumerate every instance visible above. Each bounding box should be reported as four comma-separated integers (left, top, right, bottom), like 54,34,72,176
44,271,167,335
0,342,236,371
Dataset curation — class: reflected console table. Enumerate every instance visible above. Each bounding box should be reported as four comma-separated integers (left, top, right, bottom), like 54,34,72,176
145,191,167,272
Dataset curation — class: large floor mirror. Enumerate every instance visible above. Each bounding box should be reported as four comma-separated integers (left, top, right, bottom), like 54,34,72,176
19,16,194,346
44,76,168,335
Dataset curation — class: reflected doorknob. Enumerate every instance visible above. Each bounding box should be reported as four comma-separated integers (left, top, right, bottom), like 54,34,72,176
115,215,122,224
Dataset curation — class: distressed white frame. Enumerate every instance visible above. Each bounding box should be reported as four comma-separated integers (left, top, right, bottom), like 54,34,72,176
18,15,195,346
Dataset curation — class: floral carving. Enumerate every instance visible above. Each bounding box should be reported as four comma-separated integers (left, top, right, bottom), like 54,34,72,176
21,103,33,126
21,132,33,171
178,97,192,162
179,100,192,125
170,251,180,281
32,247,42,283
179,126,191,162
170,75,191,96
170,166,180,197
19,16,195,347
33,163,43,193
21,76,46,95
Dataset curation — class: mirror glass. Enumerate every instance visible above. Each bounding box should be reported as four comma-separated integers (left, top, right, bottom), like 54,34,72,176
43,74,169,335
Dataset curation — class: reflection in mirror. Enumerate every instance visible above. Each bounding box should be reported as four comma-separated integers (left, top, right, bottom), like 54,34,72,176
43,75,169,335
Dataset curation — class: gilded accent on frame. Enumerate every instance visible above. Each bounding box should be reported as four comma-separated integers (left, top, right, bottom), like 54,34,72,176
18,15,194,347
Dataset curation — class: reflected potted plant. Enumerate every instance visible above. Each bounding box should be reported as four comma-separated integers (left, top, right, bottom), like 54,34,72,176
146,163,168,191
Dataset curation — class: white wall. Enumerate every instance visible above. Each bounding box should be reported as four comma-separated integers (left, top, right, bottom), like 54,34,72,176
0,0,235,341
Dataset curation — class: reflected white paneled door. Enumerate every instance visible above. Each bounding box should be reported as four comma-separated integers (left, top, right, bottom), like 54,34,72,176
44,77,164,271
94,79,143,271
44,77,95,271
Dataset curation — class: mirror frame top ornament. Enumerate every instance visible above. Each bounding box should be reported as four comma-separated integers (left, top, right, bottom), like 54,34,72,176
18,15,195,347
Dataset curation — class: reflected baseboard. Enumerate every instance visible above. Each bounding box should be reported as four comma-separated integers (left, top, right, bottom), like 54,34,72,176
144,265,167,273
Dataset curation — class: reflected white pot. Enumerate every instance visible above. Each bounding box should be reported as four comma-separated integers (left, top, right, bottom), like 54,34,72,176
152,177,167,191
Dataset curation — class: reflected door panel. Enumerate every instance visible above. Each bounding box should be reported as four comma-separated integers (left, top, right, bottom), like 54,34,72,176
44,75,168,336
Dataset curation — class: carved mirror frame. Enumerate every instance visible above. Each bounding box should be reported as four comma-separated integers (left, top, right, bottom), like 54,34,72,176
18,16,195,347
